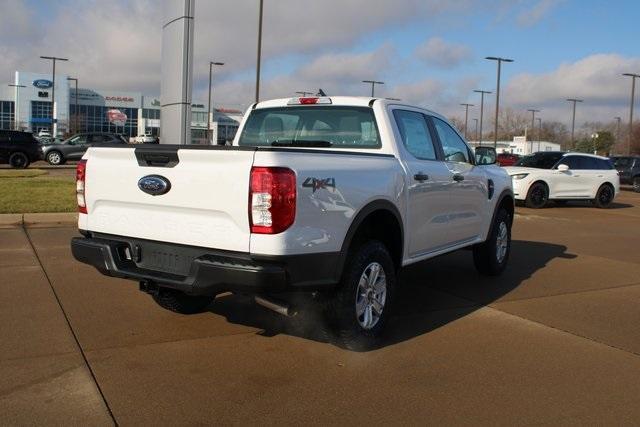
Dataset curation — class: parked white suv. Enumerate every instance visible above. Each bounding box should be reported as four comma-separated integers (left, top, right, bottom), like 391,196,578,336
504,151,619,208
71,96,514,348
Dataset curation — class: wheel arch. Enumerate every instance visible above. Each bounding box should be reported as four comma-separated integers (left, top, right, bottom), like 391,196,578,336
335,200,404,281
484,189,514,240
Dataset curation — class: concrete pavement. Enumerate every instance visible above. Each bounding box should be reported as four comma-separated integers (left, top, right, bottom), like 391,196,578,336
1,191,639,424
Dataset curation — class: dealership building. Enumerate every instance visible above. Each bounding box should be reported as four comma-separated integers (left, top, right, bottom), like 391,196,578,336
0,71,243,144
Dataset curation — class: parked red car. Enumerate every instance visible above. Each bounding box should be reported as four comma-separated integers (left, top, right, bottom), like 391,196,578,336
497,153,520,166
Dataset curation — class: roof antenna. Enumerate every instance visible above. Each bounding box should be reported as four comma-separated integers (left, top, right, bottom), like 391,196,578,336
316,88,326,96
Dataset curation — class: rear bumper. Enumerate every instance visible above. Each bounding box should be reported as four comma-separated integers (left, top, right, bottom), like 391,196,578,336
71,234,341,296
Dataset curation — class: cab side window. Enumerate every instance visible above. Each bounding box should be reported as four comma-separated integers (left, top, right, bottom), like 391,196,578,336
393,110,437,160
431,117,470,163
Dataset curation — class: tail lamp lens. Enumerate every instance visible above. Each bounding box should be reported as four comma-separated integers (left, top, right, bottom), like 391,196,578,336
249,167,296,234
76,159,87,214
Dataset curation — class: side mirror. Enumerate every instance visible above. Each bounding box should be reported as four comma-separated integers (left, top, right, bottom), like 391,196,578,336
557,164,569,172
475,146,496,165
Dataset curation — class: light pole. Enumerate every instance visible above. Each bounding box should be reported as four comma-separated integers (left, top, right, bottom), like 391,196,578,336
536,117,542,152
66,77,78,135
362,80,384,97
255,0,264,103
473,118,479,142
474,89,492,146
614,116,621,151
40,56,68,136
623,73,640,155
207,61,224,144
486,56,514,149
7,84,26,130
460,103,474,139
566,98,583,149
591,133,599,154
295,91,314,97
527,109,540,154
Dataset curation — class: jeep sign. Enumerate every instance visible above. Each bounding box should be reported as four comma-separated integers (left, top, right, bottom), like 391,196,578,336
32,79,53,89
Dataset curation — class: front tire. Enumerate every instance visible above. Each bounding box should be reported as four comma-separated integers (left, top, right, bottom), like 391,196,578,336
473,208,511,276
46,150,64,165
593,184,614,208
525,182,548,209
633,177,640,193
151,288,214,314
9,152,29,169
325,241,396,350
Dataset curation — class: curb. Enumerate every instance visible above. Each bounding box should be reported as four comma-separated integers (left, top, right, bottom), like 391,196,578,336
0,212,78,229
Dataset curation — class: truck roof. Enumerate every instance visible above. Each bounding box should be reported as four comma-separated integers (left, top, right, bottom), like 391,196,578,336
253,96,444,120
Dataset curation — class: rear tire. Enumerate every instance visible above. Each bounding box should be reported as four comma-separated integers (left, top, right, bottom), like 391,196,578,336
633,177,640,193
151,288,214,314
325,241,396,351
9,152,29,169
593,184,614,208
473,208,511,276
525,182,548,209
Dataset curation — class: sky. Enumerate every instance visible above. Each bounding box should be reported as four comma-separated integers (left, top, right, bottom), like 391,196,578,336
1,0,639,126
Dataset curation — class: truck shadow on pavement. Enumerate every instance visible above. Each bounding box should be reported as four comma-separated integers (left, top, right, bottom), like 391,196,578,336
207,240,576,352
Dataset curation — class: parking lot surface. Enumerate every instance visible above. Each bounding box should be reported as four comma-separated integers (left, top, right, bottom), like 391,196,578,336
1,190,640,425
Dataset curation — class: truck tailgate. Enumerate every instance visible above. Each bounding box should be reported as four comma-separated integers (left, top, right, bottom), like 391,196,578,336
83,146,255,252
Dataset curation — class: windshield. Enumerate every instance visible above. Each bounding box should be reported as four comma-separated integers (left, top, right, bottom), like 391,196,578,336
238,106,381,148
515,152,564,169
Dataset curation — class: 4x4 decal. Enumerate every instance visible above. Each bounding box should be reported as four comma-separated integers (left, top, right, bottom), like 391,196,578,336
302,177,336,193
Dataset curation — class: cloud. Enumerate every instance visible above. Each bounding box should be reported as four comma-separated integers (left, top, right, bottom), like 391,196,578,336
200,45,398,107
502,53,640,124
517,0,563,27
414,37,472,69
0,0,479,98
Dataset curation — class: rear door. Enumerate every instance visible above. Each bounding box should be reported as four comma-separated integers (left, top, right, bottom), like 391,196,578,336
392,109,455,256
83,146,256,251
0,132,11,161
430,116,487,245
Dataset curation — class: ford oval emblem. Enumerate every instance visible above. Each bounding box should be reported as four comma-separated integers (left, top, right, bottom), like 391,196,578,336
32,79,53,89
138,175,171,196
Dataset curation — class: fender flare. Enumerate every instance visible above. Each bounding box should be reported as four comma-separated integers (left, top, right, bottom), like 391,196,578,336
484,189,514,241
333,200,404,281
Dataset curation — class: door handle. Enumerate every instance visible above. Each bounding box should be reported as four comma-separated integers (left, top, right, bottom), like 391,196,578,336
452,173,465,182
413,173,429,182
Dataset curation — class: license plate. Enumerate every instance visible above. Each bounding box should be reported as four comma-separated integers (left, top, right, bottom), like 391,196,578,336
139,246,195,276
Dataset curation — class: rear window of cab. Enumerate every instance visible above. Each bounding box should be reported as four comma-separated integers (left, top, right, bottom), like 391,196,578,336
238,106,381,149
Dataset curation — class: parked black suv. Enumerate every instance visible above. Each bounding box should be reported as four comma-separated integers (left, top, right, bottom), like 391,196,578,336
41,132,128,165
613,156,640,192
0,130,42,168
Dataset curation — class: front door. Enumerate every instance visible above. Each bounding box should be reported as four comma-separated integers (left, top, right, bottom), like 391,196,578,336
553,155,591,198
431,116,487,245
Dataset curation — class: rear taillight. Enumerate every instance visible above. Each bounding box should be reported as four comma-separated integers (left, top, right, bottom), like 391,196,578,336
249,167,296,234
76,159,87,214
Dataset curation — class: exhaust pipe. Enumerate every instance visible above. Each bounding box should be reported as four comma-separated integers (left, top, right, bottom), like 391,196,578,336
255,295,296,317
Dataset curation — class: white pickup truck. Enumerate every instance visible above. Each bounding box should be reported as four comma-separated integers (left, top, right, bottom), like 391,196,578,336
71,96,513,348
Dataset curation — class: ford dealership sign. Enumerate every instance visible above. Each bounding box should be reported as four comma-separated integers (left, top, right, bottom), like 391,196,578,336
32,79,53,89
